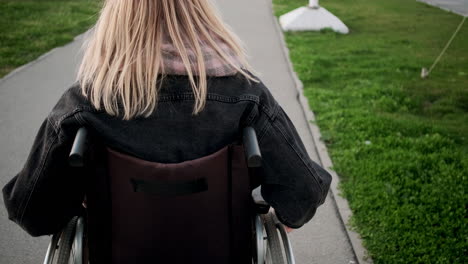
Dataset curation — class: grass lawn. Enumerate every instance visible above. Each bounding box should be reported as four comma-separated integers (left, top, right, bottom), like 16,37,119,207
0,0,101,78
273,0,467,263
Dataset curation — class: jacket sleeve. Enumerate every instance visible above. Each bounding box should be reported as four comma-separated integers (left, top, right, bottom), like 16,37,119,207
2,117,85,237
255,104,332,229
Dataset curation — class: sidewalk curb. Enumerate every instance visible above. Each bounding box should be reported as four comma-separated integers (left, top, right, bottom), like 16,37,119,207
0,34,86,86
267,1,372,263
417,0,468,17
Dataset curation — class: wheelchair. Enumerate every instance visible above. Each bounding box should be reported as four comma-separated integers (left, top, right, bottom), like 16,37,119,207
43,127,295,264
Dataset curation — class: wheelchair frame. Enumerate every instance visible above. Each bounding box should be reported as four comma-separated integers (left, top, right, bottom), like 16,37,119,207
44,127,295,264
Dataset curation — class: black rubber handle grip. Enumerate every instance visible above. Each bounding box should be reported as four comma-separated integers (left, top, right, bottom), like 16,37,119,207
243,127,262,167
69,127,88,167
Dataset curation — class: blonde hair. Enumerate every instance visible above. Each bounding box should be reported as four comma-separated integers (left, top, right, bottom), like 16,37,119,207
77,0,256,120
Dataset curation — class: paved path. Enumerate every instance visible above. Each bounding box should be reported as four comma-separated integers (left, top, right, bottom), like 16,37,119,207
0,0,357,263
418,0,468,16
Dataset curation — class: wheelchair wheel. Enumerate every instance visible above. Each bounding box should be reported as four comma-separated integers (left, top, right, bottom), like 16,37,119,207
56,217,78,264
43,216,87,264
71,217,85,264
253,215,266,264
44,217,80,264
263,213,285,264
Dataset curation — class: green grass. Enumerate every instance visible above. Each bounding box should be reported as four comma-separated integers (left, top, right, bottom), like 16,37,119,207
0,0,101,78
273,0,467,263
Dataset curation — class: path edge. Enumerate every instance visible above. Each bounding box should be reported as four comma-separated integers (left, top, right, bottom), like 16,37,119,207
266,1,373,263
0,34,86,85
416,0,468,17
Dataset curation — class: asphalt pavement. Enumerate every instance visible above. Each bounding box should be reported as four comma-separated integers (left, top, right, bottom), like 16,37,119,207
418,0,468,16
0,0,357,263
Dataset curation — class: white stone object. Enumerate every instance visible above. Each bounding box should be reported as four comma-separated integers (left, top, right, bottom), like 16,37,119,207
309,0,319,8
280,2,349,34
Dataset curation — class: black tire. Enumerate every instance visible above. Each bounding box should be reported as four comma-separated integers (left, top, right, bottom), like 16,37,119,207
56,217,78,264
262,213,285,264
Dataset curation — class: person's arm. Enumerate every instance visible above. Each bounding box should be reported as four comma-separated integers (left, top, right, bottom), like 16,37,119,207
2,117,85,237
255,105,332,229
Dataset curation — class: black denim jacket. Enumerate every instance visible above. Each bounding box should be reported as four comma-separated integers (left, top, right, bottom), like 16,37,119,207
2,74,332,236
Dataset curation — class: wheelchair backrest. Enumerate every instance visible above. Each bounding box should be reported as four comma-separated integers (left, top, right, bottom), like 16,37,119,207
86,145,253,264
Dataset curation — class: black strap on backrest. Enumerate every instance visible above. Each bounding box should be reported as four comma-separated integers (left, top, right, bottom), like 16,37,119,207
130,178,208,197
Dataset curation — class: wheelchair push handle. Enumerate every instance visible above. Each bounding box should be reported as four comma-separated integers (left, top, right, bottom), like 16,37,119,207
69,127,88,167
69,126,262,167
242,127,262,167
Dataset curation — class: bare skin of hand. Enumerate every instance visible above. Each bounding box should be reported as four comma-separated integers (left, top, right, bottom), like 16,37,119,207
270,208,295,233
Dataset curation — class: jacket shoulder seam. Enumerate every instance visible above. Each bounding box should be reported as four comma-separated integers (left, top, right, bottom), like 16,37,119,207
50,107,91,133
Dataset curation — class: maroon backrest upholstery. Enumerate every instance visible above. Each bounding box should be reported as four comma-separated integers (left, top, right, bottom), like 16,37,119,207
86,145,253,264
